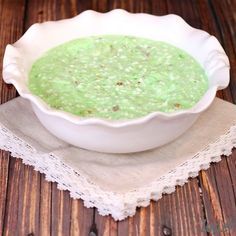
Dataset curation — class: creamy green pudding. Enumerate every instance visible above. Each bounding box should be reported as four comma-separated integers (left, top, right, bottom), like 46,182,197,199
29,35,208,120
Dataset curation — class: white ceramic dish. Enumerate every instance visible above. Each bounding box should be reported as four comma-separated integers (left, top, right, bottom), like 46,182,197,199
3,9,230,153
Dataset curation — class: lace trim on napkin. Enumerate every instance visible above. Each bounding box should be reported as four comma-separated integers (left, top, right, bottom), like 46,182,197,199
0,123,236,220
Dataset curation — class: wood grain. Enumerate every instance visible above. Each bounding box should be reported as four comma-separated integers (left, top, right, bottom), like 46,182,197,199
101,179,207,236
226,150,236,206
0,0,26,235
152,180,207,236
199,153,236,235
51,186,72,236
17,163,41,235
0,0,25,103
70,200,93,236
39,176,52,236
208,0,235,103
3,158,22,235
0,151,10,236
0,0,236,235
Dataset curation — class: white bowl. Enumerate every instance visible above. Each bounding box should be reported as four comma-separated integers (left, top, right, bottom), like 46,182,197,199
2,9,230,153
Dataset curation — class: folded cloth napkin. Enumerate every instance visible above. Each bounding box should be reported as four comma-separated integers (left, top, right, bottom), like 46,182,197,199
0,97,236,220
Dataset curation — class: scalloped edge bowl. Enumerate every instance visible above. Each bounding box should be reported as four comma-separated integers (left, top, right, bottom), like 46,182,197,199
2,9,230,153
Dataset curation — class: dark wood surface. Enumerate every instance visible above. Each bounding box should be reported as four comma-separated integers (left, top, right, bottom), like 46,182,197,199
0,0,236,235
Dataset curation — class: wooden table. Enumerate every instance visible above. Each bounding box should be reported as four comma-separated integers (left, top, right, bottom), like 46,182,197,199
0,0,235,235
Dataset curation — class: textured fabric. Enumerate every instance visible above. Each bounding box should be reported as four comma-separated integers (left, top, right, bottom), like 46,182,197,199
0,97,236,220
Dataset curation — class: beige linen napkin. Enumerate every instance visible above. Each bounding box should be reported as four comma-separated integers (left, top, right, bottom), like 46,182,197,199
0,97,236,220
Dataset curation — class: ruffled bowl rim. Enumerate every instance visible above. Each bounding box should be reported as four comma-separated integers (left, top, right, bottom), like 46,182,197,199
2,9,230,127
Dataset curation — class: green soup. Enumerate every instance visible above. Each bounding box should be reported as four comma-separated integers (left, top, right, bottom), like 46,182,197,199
29,35,208,120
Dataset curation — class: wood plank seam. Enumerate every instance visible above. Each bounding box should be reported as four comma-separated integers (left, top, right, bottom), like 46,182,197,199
197,176,210,236
0,152,10,236
1,0,27,234
212,163,229,232
225,157,236,204
23,0,29,33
